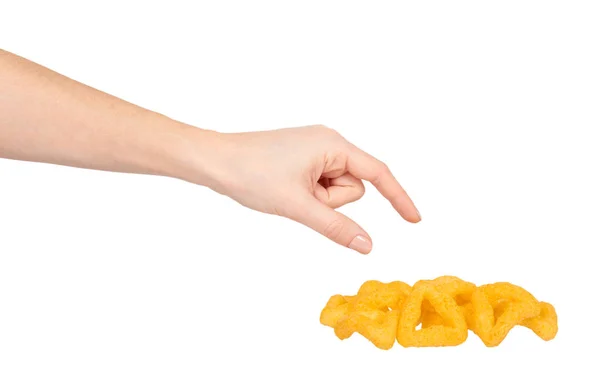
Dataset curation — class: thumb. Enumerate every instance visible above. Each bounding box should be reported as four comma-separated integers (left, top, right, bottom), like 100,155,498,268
291,195,373,254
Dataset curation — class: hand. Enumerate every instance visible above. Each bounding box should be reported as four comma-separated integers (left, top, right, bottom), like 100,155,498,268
184,125,421,254
0,51,419,255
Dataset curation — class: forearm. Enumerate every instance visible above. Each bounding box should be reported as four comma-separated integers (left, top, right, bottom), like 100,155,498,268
0,49,213,181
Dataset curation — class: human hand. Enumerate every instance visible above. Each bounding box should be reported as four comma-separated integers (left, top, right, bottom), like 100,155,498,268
0,51,419,254
182,125,420,254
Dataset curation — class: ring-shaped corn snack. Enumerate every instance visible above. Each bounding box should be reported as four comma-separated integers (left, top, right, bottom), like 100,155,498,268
320,277,557,349
416,276,476,329
469,282,541,347
396,282,468,347
325,280,411,350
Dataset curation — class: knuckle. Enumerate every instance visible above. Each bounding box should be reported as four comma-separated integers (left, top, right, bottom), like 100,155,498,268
373,163,391,184
313,124,341,137
323,219,345,241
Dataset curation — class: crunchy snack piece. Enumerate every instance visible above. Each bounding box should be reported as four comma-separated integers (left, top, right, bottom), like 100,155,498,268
415,276,476,299
521,301,558,341
334,309,401,349
320,277,557,349
323,280,410,349
481,298,558,342
417,276,476,329
357,280,412,311
396,282,468,347
320,294,354,328
469,282,541,347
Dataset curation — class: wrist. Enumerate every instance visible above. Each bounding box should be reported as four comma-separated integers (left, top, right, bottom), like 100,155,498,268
155,117,230,189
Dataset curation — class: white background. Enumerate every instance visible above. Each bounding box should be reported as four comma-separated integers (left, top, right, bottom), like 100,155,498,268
1,1,599,379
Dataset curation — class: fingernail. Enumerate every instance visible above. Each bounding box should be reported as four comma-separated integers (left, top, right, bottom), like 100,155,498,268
416,208,422,221
349,235,372,254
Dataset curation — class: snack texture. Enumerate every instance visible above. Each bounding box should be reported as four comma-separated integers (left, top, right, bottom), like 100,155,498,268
320,276,557,349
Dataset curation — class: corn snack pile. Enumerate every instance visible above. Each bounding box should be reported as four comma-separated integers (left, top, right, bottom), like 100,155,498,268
320,276,557,349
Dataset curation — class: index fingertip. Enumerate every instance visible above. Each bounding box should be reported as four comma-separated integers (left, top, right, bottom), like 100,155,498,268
413,207,422,223
394,202,421,223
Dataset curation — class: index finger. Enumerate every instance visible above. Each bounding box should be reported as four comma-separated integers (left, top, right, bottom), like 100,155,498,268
346,145,421,223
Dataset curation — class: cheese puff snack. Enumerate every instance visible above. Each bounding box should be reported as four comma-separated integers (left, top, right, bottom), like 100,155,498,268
320,294,356,328
320,277,558,349
415,276,476,329
396,282,468,347
320,280,411,350
468,282,548,347
520,302,558,341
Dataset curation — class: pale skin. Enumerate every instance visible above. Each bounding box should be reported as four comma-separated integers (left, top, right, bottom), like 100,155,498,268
0,49,420,254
